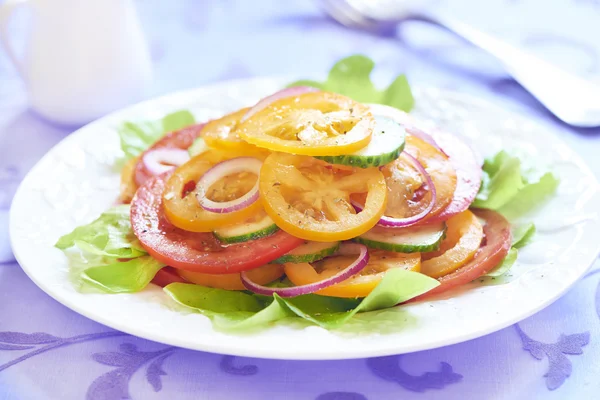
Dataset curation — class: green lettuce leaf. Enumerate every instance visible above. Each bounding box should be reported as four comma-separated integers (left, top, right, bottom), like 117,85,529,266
288,55,414,112
498,172,560,220
484,248,518,278
512,222,536,249
55,205,145,258
473,150,559,217
118,110,195,160
164,269,439,332
83,257,165,293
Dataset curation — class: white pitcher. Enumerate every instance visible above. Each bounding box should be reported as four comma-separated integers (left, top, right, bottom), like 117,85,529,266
0,0,152,125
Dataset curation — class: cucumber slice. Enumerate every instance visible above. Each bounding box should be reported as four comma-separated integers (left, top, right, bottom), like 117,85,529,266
354,223,446,253
214,214,279,244
315,116,405,168
188,137,209,157
273,241,340,264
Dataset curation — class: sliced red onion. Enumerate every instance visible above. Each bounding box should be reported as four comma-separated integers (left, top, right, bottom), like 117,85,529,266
196,157,262,214
242,86,319,122
353,153,437,228
240,243,369,298
142,148,190,176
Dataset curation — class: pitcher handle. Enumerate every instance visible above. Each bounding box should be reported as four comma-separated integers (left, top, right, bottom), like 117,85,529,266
0,0,29,78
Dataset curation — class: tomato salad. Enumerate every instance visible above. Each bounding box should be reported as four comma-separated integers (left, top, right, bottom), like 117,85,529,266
120,87,511,300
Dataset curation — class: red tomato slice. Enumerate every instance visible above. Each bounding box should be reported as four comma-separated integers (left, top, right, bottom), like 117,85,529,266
134,123,205,187
413,209,511,300
130,173,304,273
152,267,188,287
426,130,482,223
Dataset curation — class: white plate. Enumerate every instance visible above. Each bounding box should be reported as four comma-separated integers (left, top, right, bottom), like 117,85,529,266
10,78,600,360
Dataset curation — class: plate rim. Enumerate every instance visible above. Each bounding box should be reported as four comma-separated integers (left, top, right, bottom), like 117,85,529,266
9,77,600,360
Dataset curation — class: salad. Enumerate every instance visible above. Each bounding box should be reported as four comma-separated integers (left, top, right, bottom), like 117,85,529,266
56,56,558,332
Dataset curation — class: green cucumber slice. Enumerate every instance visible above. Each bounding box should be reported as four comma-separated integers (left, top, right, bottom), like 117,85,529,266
214,214,279,244
273,241,340,264
188,137,209,157
314,116,405,168
354,223,446,253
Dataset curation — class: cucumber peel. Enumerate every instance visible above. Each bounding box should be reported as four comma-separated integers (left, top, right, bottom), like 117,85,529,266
273,241,340,264
354,223,446,253
315,116,405,168
214,215,279,244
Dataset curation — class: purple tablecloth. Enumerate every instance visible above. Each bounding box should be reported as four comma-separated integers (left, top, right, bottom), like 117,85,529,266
1,0,600,399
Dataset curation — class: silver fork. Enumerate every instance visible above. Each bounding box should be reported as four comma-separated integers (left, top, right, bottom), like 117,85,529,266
321,0,600,128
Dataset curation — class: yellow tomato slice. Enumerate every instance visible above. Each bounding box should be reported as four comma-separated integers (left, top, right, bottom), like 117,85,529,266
285,250,420,298
163,150,265,232
119,156,138,204
178,263,284,290
259,153,387,241
202,108,266,155
379,135,457,221
237,91,374,156
420,210,483,278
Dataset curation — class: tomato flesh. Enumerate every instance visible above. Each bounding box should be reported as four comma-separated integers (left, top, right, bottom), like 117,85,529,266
285,250,420,298
201,108,266,155
130,173,303,273
401,135,456,220
178,264,284,290
426,130,482,223
152,267,188,287
259,153,387,241
162,150,264,232
420,210,483,278
414,209,511,300
237,92,374,156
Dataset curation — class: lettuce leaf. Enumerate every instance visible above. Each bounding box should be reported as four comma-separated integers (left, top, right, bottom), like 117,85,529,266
473,150,558,277
164,269,439,332
473,150,559,217
484,248,518,277
55,205,145,258
83,257,165,293
118,110,195,160
512,222,536,249
55,205,166,293
288,55,414,112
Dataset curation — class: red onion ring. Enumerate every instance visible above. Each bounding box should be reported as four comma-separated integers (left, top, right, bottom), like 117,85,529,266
240,243,369,298
196,157,262,214
353,153,437,228
142,148,190,176
242,86,319,122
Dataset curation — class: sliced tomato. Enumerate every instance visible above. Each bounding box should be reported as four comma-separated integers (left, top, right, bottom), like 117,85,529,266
120,156,138,204
162,150,265,232
134,123,205,187
425,130,482,223
237,91,374,156
420,210,483,278
152,267,188,287
285,250,420,298
131,173,304,273
259,153,387,241
387,135,456,221
201,108,264,155
413,209,511,300
178,264,284,290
